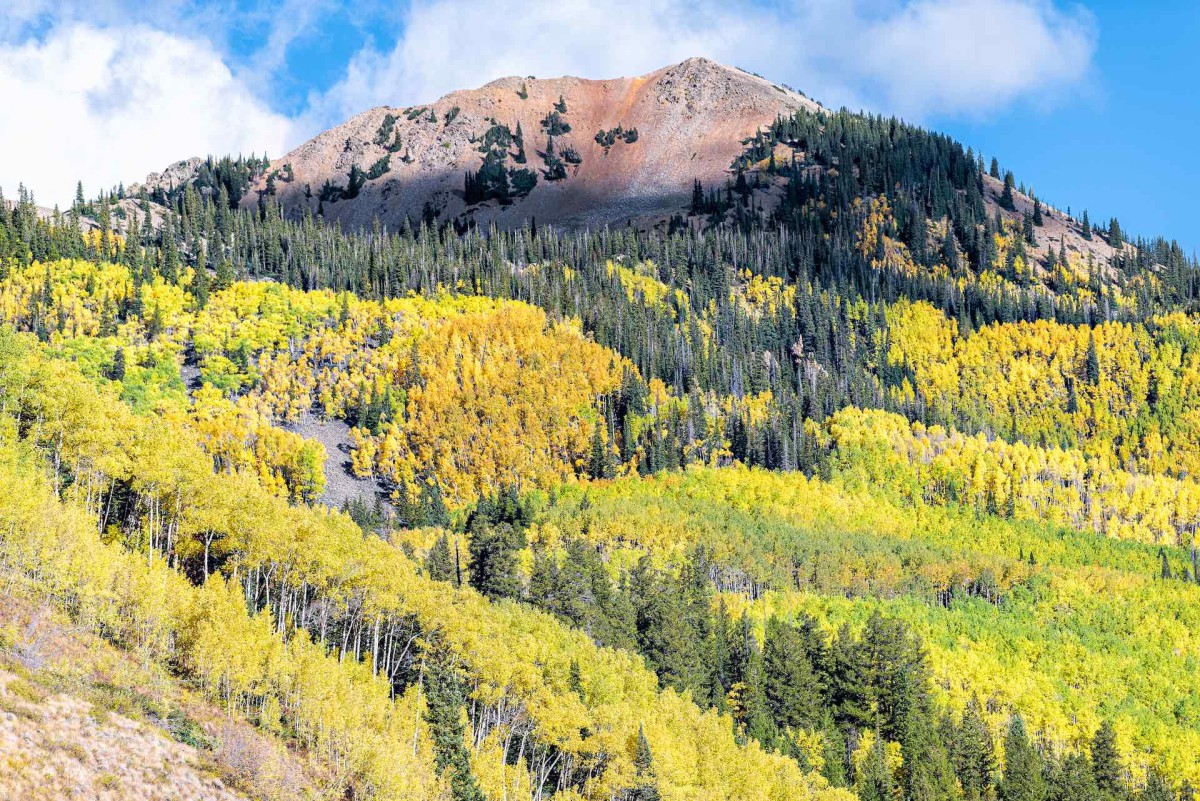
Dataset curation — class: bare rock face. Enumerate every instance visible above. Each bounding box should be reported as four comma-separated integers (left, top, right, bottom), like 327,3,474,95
242,58,821,231
128,157,207,200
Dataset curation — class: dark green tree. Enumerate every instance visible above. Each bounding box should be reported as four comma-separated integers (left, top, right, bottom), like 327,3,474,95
1090,720,1124,799
954,696,997,800
1086,331,1101,383
108,347,126,382
630,725,662,801
423,653,486,801
1000,715,1046,801
1000,171,1017,211
425,533,456,584
763,618,823,733
1047,753,1100,801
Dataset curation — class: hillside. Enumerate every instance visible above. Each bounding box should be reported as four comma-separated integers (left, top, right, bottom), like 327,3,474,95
5,56,1200,801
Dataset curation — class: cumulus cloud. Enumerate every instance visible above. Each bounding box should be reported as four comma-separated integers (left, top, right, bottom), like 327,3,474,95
857,0,1097,116
0,23,291,207
307,0,1096,130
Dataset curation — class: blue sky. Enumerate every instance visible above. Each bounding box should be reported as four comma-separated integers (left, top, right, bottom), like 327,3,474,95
1,0,1196,251
933,1,1200,254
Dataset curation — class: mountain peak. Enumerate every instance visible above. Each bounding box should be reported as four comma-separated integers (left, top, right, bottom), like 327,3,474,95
237,58,818,231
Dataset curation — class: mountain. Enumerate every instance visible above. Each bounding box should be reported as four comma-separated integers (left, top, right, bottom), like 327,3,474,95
6,56,1200,801
242,57,820,229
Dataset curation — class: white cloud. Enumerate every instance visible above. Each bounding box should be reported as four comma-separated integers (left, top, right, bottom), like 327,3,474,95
307,0,1096,131
303,0,778,127
858,0,1097,116
0,23,291,207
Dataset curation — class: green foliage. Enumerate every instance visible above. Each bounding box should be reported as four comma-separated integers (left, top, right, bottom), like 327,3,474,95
367,155,391,180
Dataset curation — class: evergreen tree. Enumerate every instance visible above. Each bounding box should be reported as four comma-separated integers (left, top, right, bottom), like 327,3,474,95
1139,771,1173,801
423,654,486,801
1047,753,1100,801
629,725,662,801
191,248,210,309
763,618,824,733
1000,172,1017,211
954,696,997,800
1086,331,1101,383
1090,720,1124,799
1000,715,1046,801
466,518,525,601
858,733,896,801
425,533,456,583
1108,218,1124,249
214,259,235,291
900,711,960,801
108,347,126,382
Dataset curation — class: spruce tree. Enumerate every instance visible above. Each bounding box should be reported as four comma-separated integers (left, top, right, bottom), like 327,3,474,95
425,533,456,583
108,347,126,382
630,725,662,801
954,696,997,800
191,247,210,309
1108,218,1123,249
1048,753,1100,801
858,734,896,801
1000,171,1017,211
1090,720,1123,798
466,518,525,601
761,620,820,731
1139,771,1173,801
214,259,235,291
1000,715,1046,801
423,655,486,801
1086,331,1101,383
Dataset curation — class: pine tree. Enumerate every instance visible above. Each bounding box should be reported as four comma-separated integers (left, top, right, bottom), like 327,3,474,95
1108,218,1123,249
990,158,1001,179
191,248,211,309
1082,209,1093,240
954,696,997,800
589,419,614,479
1000,715,1047,801
108,347,126,382
425,533,456,583
763,618,823,732
1000,171,1017,211
858,734,896,801
1086,331,1101,384
214,259,235,291
1090,720,1123,798
1139,771,1173,801
690,180,705,216
423,655,486,801
1033,197,1044,226
900,711,960,801
1047,753,1100,801
466,518,525,601
630,725,662,801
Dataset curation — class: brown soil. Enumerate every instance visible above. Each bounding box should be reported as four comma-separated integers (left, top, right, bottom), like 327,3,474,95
244,57,820,231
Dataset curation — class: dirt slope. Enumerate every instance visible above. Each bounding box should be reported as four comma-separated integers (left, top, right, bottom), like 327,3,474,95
245,57,820,230
0,594,326,801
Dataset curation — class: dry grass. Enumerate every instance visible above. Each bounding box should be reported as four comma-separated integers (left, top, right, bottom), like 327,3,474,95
0,588,337,801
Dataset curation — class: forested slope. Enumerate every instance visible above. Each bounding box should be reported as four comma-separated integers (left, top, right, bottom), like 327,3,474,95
3,85,1200,800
